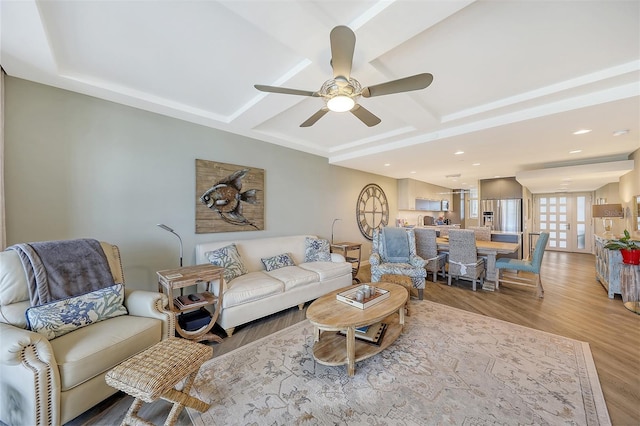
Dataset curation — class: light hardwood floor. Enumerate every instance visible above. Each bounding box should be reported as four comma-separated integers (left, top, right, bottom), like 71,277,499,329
68,251,640,425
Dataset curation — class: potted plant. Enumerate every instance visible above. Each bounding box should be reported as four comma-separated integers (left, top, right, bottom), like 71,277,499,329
604,229,640,265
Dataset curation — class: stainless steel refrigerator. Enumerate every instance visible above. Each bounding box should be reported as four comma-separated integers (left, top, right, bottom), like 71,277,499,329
481,199,522,233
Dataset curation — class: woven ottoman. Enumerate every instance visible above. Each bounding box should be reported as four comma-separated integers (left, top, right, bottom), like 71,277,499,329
380,274,413,316
105,338,212,426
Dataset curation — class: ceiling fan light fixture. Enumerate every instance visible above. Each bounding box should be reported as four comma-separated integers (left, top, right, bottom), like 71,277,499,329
327,95,355,112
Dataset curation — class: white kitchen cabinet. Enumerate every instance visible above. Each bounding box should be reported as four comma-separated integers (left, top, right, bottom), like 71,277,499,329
398,179,451,212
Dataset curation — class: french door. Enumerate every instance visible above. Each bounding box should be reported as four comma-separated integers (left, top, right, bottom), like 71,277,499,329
533,193,591,253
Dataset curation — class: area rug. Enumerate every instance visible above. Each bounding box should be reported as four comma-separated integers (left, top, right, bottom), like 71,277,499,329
187,301,611,425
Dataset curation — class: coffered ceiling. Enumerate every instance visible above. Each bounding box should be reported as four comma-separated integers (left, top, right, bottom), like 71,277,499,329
2,0,638,193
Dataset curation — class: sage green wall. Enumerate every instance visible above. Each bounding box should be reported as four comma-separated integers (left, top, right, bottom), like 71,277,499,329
4,77,396,290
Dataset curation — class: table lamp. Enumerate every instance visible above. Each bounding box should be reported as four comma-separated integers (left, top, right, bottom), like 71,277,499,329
592,204,623,235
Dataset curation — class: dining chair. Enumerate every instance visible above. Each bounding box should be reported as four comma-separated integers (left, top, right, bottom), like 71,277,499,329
370,227,427,299
495,232,549,298
414,228,447,282
467,226,491,266
447,229,485,291
468,226,491,241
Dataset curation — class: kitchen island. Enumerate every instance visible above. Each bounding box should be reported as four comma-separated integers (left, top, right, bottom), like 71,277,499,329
490,231,522,259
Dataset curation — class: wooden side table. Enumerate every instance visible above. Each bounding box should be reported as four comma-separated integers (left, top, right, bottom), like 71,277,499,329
331,242,362,283
157,264,225,343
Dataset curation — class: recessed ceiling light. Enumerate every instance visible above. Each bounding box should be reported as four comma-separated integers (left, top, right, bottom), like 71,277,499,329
410,171,416,174
384,163,390,167
613,129,629,136
573,129,591,135
472,163,480,166
454,150,464,155
494,175,501,178
569,149,582,154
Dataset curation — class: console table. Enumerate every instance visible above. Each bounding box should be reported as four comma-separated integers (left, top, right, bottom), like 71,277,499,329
621,264,640,314
594,235,622,298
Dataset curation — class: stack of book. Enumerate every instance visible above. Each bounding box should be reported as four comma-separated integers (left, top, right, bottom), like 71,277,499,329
174,293,208,310
338,322,387,345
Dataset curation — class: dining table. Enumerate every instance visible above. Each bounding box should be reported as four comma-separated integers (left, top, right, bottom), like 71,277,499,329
436,237,521,291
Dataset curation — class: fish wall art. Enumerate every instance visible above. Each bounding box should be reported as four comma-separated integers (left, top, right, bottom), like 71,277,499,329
196,159,264,233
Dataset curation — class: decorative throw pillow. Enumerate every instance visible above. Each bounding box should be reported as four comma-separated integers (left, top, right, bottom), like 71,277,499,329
304,237,331,262
25,284,128,340
205,244,249,283
261,253,295,271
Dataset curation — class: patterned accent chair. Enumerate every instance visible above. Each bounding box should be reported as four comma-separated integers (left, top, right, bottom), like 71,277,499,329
414,228,447,282
495,232,549,298
370,227,427,299
447,229,485,291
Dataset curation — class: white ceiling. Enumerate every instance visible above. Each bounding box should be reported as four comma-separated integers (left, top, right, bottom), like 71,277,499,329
2,0,639,193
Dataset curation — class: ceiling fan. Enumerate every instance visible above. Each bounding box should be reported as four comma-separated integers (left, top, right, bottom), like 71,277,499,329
254,25,433,127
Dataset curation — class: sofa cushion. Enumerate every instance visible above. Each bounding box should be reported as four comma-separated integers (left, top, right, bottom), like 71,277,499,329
265,266,318,291
261,253,295,271
304,237,331,262
50,314,161,391
223,272,284,309
0,250,29,305
299,261,352,281
205,244,249,283
25,284,128,340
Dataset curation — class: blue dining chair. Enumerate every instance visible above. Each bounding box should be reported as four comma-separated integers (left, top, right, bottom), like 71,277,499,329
495,232,550,298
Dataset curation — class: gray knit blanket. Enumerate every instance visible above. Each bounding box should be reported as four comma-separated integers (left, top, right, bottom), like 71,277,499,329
383,227,410,262
8,239,115,306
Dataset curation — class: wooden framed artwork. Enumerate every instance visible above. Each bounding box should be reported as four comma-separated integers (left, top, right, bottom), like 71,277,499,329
196,159,264,234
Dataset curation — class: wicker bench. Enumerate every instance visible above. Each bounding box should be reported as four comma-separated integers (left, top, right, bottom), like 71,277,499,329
105,338,213,426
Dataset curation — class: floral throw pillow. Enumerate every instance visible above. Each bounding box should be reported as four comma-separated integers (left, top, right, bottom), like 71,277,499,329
25,284,128,340
304,237,331,262
205,244,249,283
261,253,296,271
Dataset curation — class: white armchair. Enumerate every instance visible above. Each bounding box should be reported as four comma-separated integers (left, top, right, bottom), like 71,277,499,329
0,242,175,426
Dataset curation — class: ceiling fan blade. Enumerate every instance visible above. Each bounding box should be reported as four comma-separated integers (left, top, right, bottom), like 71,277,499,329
350,104,381,127
361,73,433,98
254,84,319,97
330,26,355,80
300,108,329,127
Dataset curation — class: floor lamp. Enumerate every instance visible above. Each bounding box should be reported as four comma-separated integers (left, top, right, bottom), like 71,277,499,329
157,224,183,267
331,218,341,244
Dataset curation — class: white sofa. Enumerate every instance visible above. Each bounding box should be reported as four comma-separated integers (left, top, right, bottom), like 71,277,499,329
0,242,174,426
195,235,352,336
